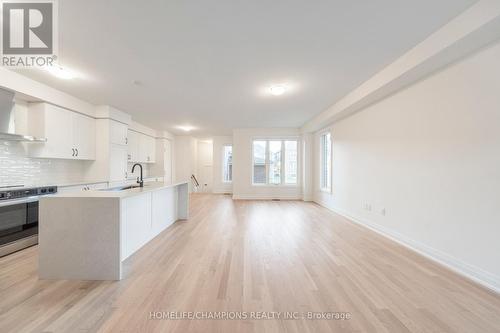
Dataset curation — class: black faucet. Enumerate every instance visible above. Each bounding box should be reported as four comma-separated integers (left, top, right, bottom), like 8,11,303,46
131,163,144,187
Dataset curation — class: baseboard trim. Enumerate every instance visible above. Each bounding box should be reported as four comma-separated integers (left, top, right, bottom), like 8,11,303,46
315,199,500,295
232,194,302,200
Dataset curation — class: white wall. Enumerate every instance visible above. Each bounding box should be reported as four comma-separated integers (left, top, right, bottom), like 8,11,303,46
313,41,500,292
232,128,302,200
174,136,197,191
212,136,233,194
197,140,213,192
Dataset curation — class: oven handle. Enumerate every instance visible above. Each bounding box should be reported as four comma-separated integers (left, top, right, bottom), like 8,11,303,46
0,196,40,208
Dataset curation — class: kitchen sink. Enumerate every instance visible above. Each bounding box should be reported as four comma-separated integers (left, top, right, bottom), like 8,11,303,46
101,184,145,191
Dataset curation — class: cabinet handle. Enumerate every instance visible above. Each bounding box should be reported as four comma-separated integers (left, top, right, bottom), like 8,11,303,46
125,137,128,144
76,149,79,157
125,172,128,179
128,154,131,160
72,148,75,157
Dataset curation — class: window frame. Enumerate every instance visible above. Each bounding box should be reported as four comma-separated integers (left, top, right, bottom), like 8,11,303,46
222,144,233,183
252,137,300,187
319,131,332,193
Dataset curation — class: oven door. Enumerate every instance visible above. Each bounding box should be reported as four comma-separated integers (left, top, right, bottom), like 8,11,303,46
0,199,39,247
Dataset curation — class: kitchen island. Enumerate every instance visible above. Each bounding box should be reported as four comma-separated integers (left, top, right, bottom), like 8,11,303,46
38,181,189,280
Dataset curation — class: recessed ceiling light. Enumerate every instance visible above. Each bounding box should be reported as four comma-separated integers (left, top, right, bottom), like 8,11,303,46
269,85,287,96
45,65,76,80
177,125,195,132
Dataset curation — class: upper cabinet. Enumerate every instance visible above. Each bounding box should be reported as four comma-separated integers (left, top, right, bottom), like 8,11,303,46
109,121,128,146
127,130,139,162
28,103,96,160
72,112,96,160
140,134,156,163
127,130,156,163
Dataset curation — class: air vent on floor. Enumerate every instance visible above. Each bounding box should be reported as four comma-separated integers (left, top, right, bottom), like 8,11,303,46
271,199,281,201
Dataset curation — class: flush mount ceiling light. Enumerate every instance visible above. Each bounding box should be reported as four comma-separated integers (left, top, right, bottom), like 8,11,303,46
269,84,287,96
45,65,76,80
177,125,195,132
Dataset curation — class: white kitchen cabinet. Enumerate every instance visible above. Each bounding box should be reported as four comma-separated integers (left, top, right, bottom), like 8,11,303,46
72,112,96,160
128,130,156,163
122,193,152,259
109,121,128,146
109,144,128,182
139,134,156,163
127,130,139,162
28,103,96,160
150,138,172,183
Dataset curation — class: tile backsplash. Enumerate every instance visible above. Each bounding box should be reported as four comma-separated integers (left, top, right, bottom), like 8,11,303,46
0,140,87,187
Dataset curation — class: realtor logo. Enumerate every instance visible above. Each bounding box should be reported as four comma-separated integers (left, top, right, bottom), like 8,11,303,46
1,0,58,67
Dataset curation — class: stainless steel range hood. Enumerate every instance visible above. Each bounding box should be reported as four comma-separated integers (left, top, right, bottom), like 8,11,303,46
0,88,46,142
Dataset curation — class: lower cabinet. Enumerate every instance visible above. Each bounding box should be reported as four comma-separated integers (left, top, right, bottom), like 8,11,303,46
121,188,177,260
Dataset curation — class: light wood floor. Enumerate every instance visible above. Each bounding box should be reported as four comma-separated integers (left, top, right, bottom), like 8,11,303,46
1,194,499,333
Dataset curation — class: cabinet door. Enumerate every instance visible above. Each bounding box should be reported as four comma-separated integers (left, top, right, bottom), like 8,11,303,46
109,121,128,146
148,136,156,163
29,104,73,159
127,130,140,162
139,134,156,163
72,113,96,160
138,133,148,163
109,144,128,182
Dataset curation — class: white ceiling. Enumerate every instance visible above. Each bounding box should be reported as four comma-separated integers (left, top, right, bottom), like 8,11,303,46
15,0,477,136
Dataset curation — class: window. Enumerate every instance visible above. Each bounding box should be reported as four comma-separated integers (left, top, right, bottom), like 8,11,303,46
320,133,332,191
252,139,298,185
268,141,282,184
253,140,267,184
284,140,298,184
222,145,232,182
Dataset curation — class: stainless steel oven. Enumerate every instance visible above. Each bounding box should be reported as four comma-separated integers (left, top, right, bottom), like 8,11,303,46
0,186,57,257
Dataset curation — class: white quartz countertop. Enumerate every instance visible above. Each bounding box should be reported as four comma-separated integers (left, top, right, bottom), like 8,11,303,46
45,181,189,199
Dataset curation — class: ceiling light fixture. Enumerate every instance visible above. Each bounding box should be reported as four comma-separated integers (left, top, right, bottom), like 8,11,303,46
177,125,195,132
45,65,76,80
269,84,287,96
